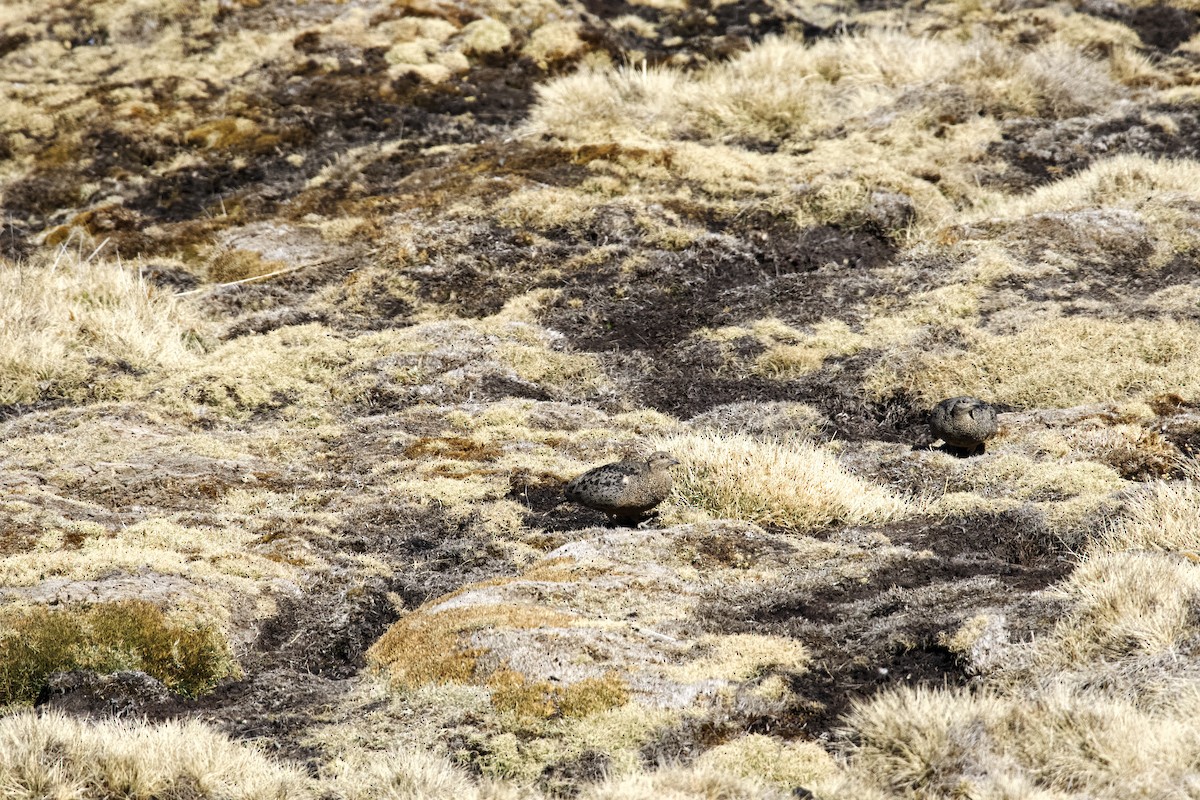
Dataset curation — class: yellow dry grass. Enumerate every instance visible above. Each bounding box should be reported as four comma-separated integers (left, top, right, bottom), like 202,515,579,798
0,249,205,405
844,683,1200,799
659,432,917,531
664,634,809,683
0,709,315,799
1041,551,1200,664
1094,477,1200,553
526,32,1118,148
367,603,577,690
870,315,1200,408
695,735,838,793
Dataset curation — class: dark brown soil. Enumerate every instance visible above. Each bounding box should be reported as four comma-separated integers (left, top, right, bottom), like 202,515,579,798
987,104,1200,193
696,511,1073,738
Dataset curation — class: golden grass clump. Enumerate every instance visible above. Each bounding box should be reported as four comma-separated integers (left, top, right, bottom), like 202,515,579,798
980,154,1200,221
0,251,204,405
659,432,916,532
0,709,314,799
582,761,792,800
0,515,298,603
0,600,236,704
974,155,1200,266
487,669,631,720
703,319,869,380
844,684,1200,799
954,453,1126,503
694,735,838,793
367,604,576,691
871,315,1200,408
1094,478,1200,553
1041,551,1200,663
666,634,809,683
325,746,512,800
526,32,1117,147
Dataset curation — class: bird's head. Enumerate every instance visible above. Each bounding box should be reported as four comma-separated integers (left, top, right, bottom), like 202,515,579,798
646,451,680,471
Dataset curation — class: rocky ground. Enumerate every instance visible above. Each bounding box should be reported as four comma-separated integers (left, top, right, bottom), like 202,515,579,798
3,0,1200,797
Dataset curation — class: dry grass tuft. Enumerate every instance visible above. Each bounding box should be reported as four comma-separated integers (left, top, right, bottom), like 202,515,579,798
0,709,314,799
694,734,837,792
659,432,916,532
872,315,1200,408
980,154,1200,221
0,250,205,405
527,32,1118,148
487,669,631,720
1042,551,1200,663
1094,478,1200,553
326,746,526,800
666,634,809,683
583,760,791,800
845,683,1200,798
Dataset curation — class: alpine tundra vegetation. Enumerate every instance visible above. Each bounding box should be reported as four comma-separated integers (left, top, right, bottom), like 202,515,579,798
2,0,1200,797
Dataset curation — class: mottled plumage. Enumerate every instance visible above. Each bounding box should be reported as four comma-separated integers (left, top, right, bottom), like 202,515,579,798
929,396,998,456
565,451,679,524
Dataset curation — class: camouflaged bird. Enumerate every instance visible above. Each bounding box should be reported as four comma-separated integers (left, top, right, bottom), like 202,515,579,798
565,451,679,525
929,396,998,456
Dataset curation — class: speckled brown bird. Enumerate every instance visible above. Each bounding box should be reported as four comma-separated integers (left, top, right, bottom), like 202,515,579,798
564,451,679,525
929,396,998,456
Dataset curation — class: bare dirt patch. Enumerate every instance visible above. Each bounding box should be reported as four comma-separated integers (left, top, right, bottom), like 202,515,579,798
696,511,1072,738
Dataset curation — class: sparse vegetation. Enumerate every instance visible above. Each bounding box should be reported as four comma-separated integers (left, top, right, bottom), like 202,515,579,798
4,0,1200,796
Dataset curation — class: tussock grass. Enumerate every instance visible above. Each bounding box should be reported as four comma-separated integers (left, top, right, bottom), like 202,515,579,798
487,670,630,720
0,515,298,602
528,32,1118,147
583,762,792,800
665,634,809,683
326,737,807,800
1041,551,1200,663
980,154,1200,220
871,316,1200,408
0,600,236,704
326,746,532,800
957,453,1126,502
367,604,576,691
149,314,604,422
0,709,313,799
845,684,1200,799
1095,478,1200,553
0,251,204,405
518,31,1124,235
974,155,1200,266
659,432,916,532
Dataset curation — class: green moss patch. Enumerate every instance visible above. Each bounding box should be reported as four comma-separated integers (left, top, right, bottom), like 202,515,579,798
0,600,236,705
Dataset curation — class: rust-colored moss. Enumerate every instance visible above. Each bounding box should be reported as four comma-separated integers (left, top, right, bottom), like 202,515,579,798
404,436,501,462
488,668,631,719
206,249,285,284
368,603,576,690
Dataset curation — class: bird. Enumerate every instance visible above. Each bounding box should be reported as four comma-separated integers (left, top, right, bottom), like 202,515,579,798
929,396,998,456
564,451,680,525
